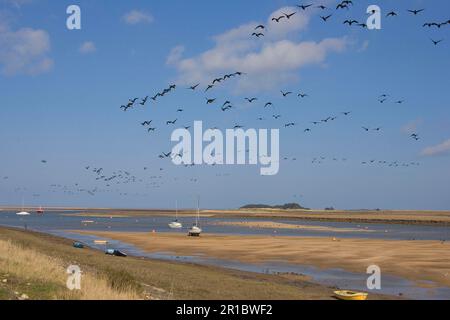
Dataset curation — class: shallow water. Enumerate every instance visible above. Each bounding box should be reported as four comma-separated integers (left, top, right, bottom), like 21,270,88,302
1,211,450,300
0,211,449,241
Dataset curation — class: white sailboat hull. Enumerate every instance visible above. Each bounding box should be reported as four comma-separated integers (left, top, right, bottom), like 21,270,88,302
16,212,30,216
169,222,183,229
188,226,202,236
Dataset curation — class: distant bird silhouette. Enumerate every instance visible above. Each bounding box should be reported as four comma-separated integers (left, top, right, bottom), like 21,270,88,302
245,97,258,103
189,84,200,90
343,19,359,26
252,32,264,38
140,96,149,106
321,14,333,22
297,4,313,10
166,119,177,125
272,16,286,23
284,12,297,19
386,11,398,17
408,9,424,15
206,98,216,104
281,91,292,97
255,25,265,30
431,39,444,46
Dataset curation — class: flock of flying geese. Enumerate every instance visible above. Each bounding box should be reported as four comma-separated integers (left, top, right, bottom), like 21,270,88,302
251,1,448,45
5,2,447,199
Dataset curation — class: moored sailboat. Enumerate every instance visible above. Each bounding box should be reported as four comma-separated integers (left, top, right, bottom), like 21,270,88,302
188,197,202,237
168,200,183,229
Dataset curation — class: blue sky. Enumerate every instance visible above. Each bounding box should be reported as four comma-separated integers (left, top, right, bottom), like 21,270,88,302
0,0,449,210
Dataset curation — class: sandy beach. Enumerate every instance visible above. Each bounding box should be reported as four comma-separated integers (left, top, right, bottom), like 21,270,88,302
1,227,398,300
73,231,450,288
209,221,374,233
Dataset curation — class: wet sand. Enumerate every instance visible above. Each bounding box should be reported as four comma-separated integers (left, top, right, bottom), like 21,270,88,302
209,221,374,233
74,231,450,288
1,226,398,300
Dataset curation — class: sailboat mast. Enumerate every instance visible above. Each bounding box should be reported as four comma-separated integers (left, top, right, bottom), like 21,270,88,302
196,196,200,225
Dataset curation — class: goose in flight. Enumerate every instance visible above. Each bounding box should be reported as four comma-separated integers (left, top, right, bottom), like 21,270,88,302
321,14,332,22
297,4,313,10
386,11,398,17
272,16,286,23
284,12,297,19
408,9,424,15
431,39,444,46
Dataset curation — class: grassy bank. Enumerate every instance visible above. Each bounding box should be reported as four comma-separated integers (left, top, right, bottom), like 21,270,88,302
0,226,359,300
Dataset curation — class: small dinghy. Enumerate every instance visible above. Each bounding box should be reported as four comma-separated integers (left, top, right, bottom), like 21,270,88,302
94,240,108,245
334,290,368,301
105,249,127,257
73,242,84,249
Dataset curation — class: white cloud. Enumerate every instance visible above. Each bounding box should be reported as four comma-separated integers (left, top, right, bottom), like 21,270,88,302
166,45,185,65
166,6,348,92
358,40,370,52
3,0,34,9
123,10,153,25
402,119,422,134
0,24,53,76
421,139,450,157
79,41,96,54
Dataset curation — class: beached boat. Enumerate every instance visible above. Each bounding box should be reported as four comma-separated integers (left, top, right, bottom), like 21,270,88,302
105,249,127,257
188,197,202,237
94,240,108,245
16,211,30,216
73,242,84,249
334,290,368,301
169,200,183,229
16,199,30,216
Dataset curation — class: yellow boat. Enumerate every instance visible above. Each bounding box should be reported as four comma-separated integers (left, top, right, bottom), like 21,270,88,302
334,290,368,301
94,240,108,245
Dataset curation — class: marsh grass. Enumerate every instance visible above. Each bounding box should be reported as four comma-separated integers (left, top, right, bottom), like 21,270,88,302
0,239,141,300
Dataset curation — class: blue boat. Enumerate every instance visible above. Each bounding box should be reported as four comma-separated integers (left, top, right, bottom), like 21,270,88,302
73,242,84,249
